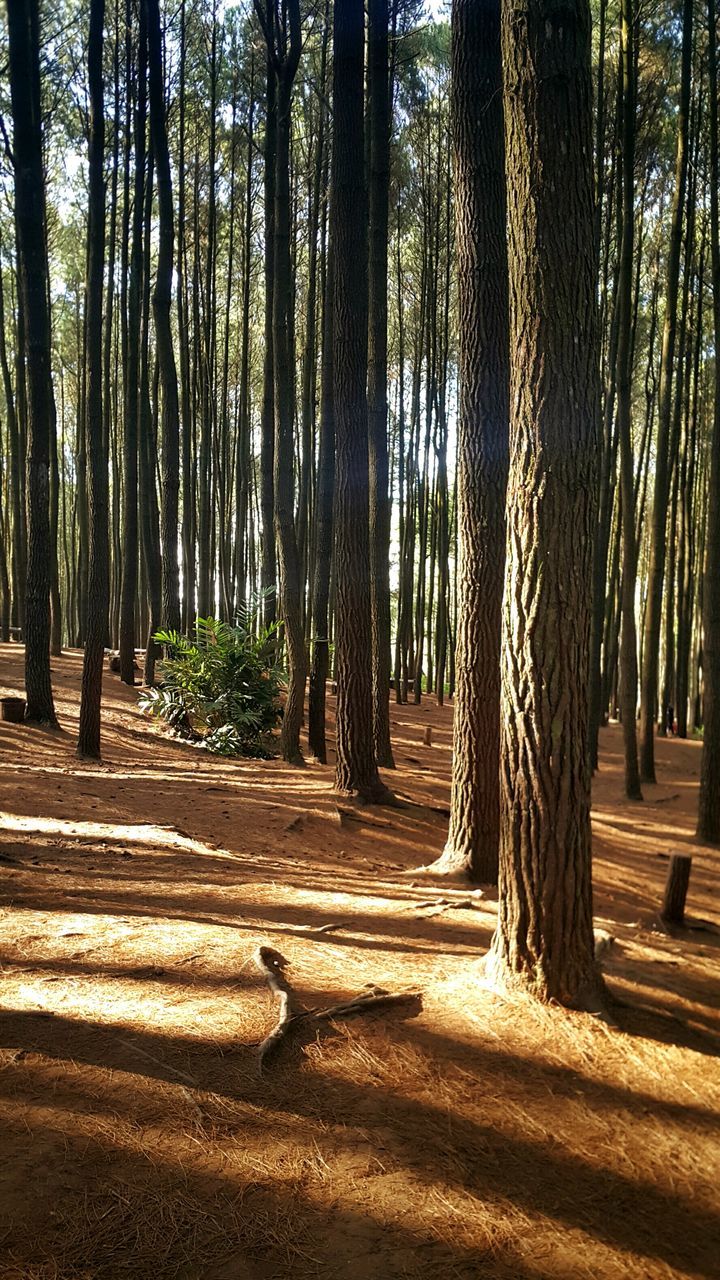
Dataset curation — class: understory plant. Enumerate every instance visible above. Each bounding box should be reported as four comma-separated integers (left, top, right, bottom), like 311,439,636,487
139,611,283,757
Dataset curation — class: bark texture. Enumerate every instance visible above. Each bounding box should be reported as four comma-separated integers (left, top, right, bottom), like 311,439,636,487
487,0,602,1006
698,0,720,842
331,0,387,801
432,0,508,882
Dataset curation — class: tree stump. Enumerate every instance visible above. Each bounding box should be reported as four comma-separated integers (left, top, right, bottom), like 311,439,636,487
660,854,692,925
423,725,433,746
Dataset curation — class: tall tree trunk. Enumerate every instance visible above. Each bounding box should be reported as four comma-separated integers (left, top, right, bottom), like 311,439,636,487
308,232,334,762
698,0,720,842
0,261,25,637
616,0,642,799
429,0,508,881
487,0,602,1008
331,0,388,801
8,0,57,724
368,0,395,768
256,0,305,763
639,0,693,782
260,22,277,630
78,0,108,758
119,0,146,684
145,0,180,633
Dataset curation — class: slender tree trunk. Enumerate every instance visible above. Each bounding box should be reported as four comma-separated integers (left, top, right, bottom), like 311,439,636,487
260,25,277,629
119,0,146,684
78,0,108,758
616,0,642,799
368,0,395,768
331,0,388,800
639,0,693,782
145,0,180,633
0,261,25,637
8,0,57,724
308,224,334,762
429,0,508,880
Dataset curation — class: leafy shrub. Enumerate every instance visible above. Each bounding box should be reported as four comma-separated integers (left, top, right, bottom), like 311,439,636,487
139,613,283,757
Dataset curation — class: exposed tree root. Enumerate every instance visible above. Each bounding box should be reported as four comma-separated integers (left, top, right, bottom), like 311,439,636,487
253,945,421,1068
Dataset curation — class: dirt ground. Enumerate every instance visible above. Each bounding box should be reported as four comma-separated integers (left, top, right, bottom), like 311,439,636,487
0,642,718,1280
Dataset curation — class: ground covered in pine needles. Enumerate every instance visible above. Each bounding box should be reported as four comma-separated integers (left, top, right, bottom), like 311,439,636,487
0,642,718,1280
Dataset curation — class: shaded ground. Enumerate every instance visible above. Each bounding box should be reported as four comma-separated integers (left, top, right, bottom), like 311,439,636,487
0,643,718,1279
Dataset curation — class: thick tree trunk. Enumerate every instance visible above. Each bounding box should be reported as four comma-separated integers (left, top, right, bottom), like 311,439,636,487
331,0,388,801
429,0,508,881
487,0,602,1007
8,0,57,724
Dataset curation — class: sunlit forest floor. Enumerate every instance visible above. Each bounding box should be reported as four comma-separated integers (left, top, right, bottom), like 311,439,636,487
0,643,718,1280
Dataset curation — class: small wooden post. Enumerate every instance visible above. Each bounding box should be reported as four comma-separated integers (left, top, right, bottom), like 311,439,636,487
661,854,692,925
423,725,433,746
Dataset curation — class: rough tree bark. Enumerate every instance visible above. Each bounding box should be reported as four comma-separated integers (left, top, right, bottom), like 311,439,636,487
698,0,720,843
331,0,389,801
486,0,603,1007
427,0,508,882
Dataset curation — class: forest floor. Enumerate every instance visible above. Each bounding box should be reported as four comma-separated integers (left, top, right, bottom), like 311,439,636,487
0,643,718,1280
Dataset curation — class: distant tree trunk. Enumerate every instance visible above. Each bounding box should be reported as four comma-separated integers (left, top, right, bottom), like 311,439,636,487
429,0,508,881
0,262,25,637
260,21,277,630
139,155,162,686
308,234,334,762
8,0,57,724
368,0,395,768
331,0,388,800
104,0,121,653
698,0,720,843
78,0,108,758
487,0,602,1007
256,0,306,764
616,0,642,800
145,0,180,633
639,0,693,783
235,55,255,612
119,0,146,684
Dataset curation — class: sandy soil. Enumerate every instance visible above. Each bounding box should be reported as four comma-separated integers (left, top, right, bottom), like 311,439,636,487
0,643,718,1280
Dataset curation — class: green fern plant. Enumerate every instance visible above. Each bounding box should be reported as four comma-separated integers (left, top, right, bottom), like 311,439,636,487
139,611,283,758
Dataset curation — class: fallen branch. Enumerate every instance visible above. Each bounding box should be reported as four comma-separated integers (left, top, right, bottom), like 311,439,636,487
253,947,421,1068
254,945,297,1065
